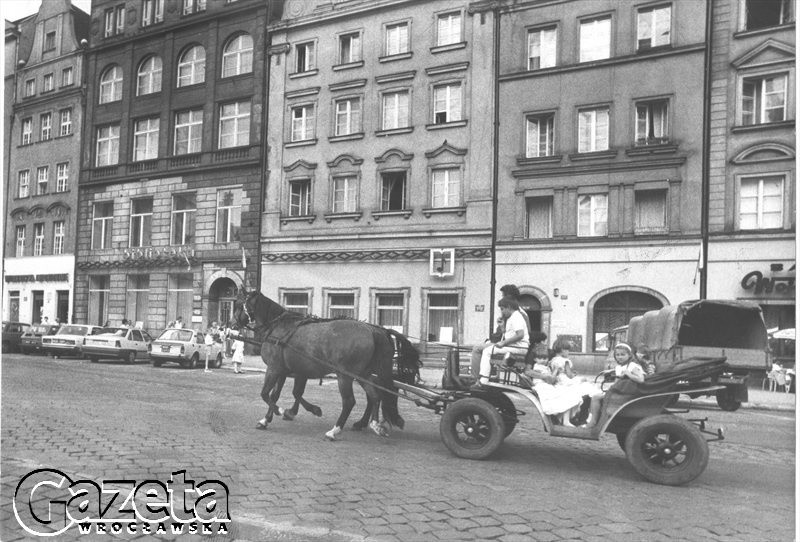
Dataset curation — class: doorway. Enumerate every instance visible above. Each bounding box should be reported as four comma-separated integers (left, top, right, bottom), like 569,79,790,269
56,290,69,324
31,291,44,324
209,278,238,327
519,294,542,333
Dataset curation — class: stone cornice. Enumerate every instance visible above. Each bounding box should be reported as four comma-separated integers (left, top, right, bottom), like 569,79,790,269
512,156,687,179
261,248,490,263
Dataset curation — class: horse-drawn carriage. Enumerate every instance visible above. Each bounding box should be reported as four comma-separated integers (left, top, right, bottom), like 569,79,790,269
234,294,768,487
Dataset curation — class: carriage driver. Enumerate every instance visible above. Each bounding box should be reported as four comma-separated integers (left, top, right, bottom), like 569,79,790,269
475,298,530,386
470,284,531,379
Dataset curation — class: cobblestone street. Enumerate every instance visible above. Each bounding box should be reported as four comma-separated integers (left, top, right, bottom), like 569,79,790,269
1,355,795,541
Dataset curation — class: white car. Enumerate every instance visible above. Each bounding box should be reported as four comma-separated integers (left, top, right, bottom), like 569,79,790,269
150,328,224,369
41,325,108,358
82,327,154,363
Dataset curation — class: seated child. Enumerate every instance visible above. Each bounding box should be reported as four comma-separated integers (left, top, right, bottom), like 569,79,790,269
548,339,603,427
613,342,646,384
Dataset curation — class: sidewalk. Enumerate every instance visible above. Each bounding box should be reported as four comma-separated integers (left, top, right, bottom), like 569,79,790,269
234,355,797,412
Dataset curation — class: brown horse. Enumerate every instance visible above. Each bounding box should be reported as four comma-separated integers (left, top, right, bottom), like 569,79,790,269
232,290,419,440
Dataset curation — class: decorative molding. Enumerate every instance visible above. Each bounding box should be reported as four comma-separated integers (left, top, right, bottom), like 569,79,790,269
425,62,470,76
425,140,468,158
323,211,362,223
288,69,319,80
262,248,490,263
268,43,291,56
328,133,365,143
375,70,416,84
625,144,679,157
375,127,414,137
731,38,795,68
568,149,618,161
422,206,466,218
283,159,317,172
512,156,687,179
516,155,563,166
425,120,468,131
332,60,365,71
329,78,367,91
430,42,467,54
372,210,413,220
731,142,795,164
327,153,364,167
375,148,414,163
285,86,320,99
77,254,198,270
379,52,413,64
285,138,318,148
280,214,316,225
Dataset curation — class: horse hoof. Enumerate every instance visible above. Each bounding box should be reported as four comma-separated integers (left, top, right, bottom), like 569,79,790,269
282,411,296,421
255,423,268,430
311,407,323,417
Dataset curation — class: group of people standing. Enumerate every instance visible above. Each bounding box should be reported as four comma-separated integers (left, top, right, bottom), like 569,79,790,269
205,321,245,374
470,284,650,428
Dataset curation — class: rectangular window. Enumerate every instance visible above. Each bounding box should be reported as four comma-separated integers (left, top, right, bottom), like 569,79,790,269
526,114,555,157
218,101,250,148
21,118,32,144
742,75,787,125
381,171,407,211
332,176,358,213
635,190,668,233
105,6,124,37
56,163,69,192
44,31,56,51
382,91,409,130
291,104,315,141
40,113,52,140
171,192,196,245
437,11,462,46
53,221,65,255
427,293,459,344
92,202,113,250
88,275,110,326
637,4,671,50
25,79,35,97
167,274,193,325
182,0,206,15
334,97,361,136
288,180,311,217
115,5,125,34
580,16,611,62
385,22,409,55
282,292,309,315
740,176,784,229
526,197,553,239
578,107,609,153
433,83,462,124
43,73,54,92
36,166,48,195
528,26,557,70
59,108,72,136
376,293,405,332
129,198,153,248
142,0,164,26
96,124,120,166
216,189,241,243
635,100,669,145
33,223,45,256
18,170,30,198
339,32,361,64
745,0,793,30
295,41,316,73
431,168,460,208
174,109,203,155
133,117,160,161
15,226,26,257
578,194,608,237
61,67,73,86
327,293,356,319
127,275,150,327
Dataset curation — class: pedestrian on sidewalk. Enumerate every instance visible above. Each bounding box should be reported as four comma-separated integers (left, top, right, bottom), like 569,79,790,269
231,332,245,374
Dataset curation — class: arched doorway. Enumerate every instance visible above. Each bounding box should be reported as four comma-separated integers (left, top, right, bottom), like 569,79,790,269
519,294,542,333
590,289,664,352
209,278,238,326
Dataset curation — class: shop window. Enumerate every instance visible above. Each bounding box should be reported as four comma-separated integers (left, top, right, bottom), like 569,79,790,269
88,275,110,326
592,291,663,351
167,274,193,326
426,292,460,344
127,275,150,328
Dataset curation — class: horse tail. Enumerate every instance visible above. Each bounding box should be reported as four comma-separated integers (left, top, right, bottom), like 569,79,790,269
379,329,421,429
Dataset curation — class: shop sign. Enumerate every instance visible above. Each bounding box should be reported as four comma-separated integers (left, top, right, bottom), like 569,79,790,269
123,246,195,260
5,274,68,283
741,268,795,296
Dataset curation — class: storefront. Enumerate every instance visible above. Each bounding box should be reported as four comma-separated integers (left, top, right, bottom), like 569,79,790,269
4,256,73,324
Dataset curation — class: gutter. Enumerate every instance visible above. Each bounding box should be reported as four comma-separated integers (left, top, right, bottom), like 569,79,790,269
699,0,714,299
488,5,501,334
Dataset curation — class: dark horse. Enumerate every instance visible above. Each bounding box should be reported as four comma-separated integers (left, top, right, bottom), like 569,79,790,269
232,290,420,440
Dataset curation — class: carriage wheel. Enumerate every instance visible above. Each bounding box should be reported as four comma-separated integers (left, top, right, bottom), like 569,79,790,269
624,414,709,486
485,393,518,437
715,388,741,412
440,398,506,460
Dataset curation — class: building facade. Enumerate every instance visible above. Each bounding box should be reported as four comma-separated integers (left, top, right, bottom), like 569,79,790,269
704,0,795,331
263,0,496,353
3,0,89,325
74,0,281,330
491,0,711,361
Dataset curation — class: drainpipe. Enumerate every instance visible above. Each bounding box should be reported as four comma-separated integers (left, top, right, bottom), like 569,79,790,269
488,4,501,334
699,0,714,299
4,50,19,299
255,1,273,293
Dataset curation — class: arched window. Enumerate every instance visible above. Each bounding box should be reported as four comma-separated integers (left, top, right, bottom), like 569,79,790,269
137,55,162,96
177,45,205,87
221,34,253,78
99,65,123,103
592,290,663,352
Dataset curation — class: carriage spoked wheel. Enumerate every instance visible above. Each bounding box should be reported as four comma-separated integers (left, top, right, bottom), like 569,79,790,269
440,398,506,460
624,414,709,486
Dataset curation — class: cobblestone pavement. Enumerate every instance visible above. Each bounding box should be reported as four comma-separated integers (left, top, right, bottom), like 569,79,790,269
1,355,795,541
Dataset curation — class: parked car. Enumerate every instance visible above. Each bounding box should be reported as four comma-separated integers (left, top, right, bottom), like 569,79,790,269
150,328,223,369
2,321,32,353
19,324,62,354
82,327,154,363
41,325,107,358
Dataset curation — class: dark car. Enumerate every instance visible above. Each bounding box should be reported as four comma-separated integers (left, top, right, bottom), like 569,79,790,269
2,321,32,353
20,324,62,354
